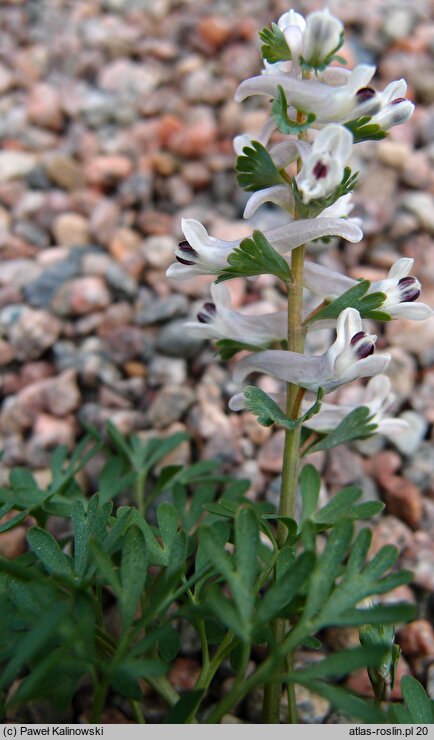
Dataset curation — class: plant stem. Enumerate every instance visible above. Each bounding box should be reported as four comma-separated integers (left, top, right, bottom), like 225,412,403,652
263,115,308,722
195,631,236,691
149,676,180,707
207,621,307,724
131,700,146,724
135,470,147,514
263,245,306,724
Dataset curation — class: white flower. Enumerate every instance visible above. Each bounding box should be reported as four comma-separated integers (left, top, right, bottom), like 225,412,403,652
297,124,353,203
373,258,432,319
277,9,306,73
303,258,433,320
167,217,363,280
302,375,410,446
183,282,287,346
369,79,414,131
302,9,343,69
235,64,379,125
243,185,293,219
232,307,390,394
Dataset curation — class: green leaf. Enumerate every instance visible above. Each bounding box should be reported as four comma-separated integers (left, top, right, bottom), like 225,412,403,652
234,507,259,623
120,526,148,628
164,689,205,724
158,624,180,662
27,527,74,580
300,464,321,524
313,486,383,526
345,116,387,144
198,527,234,585
307,407,377,453
286,645,390,682
401,676,433,723
317,599,415,630
144,432,191,474
0,508,29,534
0,604,68,691
72,495,113,579
303,519,353,622
259,23,292,64
257,551,315,624
215,338,268,360
111,658,166,701
131,512,167,567
205,586,245,637
389,702,412,723
235,507,259,589
216,230,291,284
195,521,230,576
272,85,316,135
98,457,135,505
89,539,121,594
236,141,285,193
242,386,323,429
157,503,179,549
307,280,387,324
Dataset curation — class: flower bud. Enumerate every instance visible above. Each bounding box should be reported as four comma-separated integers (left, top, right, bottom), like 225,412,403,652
302,10,343,68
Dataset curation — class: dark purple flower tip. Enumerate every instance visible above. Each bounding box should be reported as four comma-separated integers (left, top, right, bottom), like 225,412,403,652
389,97,407,106
197,302,216,323
313,160,328,180
351,331,375,359
350,330,367,346
203,302,216,315
176,255,196,265
356,87,376,102
357,342,375,359
398,276,421,303
176,240,199,266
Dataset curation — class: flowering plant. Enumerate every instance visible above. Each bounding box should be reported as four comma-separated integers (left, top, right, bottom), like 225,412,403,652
166,5,433,724
1,7,433,728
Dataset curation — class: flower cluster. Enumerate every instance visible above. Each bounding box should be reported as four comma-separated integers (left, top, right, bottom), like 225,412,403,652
167,7,430,444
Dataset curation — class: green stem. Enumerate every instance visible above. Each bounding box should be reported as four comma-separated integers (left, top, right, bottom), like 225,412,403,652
207,621,308,723
197,631,236,689
91,676,110,723
263,244,306,724
263,108,309,722
131,700,146,724
149,676,180,707
135,470,147,514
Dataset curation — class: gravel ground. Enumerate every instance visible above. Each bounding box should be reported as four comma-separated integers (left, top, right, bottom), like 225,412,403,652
1,0,434,722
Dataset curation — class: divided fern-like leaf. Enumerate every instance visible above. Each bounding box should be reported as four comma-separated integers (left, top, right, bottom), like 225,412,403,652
216,230,291,283
236,140,285,192
259,23,292,63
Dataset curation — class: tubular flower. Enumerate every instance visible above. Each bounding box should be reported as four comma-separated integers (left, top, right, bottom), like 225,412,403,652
297,124,353,203
301,375,410,446
303,258,433,320
235,64,380,125
183,283,287,346
232,307,390,394
302,9,343,69
369,79,414,131
167,217,363,280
